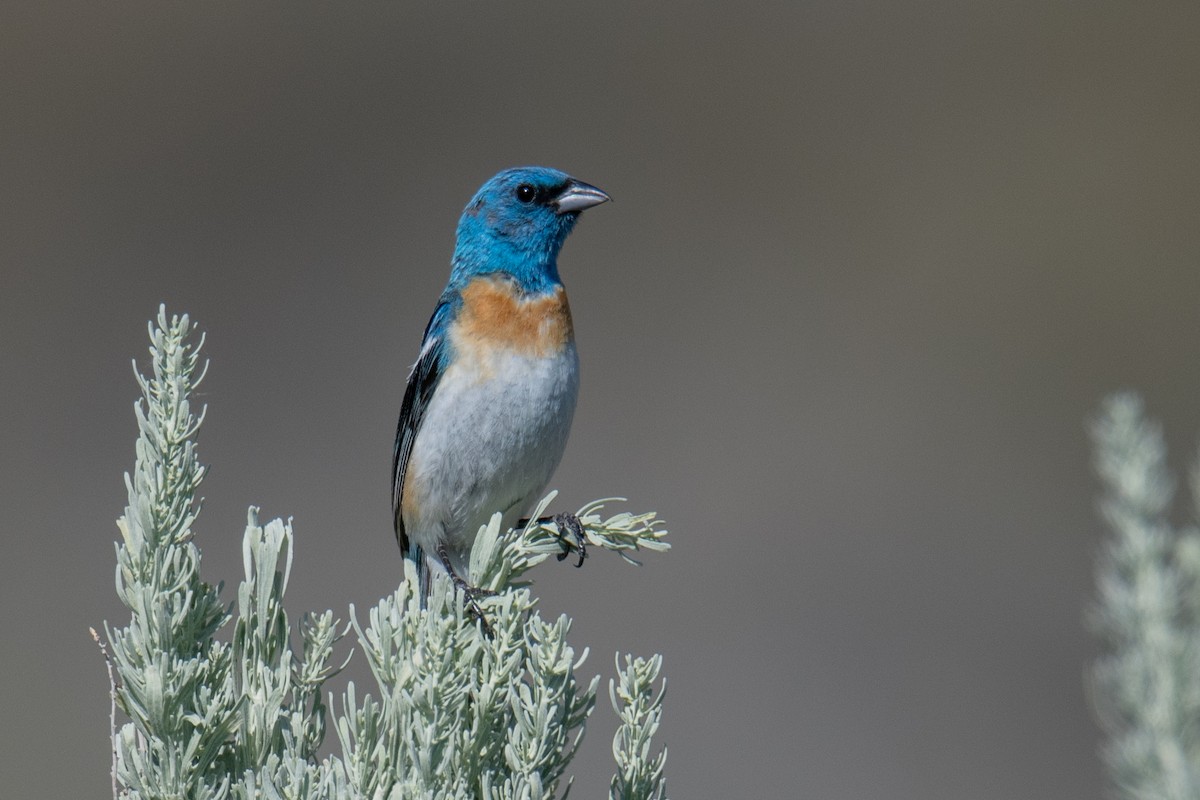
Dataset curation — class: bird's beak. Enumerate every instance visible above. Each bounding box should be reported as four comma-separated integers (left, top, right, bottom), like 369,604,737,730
553,179,611,215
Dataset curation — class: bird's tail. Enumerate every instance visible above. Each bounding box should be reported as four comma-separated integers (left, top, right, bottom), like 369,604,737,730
406,542,432,607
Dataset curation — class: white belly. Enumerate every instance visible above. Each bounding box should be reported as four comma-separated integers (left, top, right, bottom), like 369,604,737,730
403,342,579,575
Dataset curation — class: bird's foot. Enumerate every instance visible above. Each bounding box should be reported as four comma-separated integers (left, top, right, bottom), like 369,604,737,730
553,513,588,567
517,512,588,567
437,544,497,636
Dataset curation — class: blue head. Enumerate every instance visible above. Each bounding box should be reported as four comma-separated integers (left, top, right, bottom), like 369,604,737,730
449,167,610,292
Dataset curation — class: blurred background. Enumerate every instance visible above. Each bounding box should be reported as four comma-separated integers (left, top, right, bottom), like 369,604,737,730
3,1,1199,796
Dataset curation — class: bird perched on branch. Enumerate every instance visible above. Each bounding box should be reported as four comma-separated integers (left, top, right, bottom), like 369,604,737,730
392,166,610,606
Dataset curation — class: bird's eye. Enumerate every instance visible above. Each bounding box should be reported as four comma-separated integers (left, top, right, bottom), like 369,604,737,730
515,184,537,204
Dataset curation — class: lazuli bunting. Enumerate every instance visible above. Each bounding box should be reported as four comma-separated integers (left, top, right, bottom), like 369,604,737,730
392,166,610,600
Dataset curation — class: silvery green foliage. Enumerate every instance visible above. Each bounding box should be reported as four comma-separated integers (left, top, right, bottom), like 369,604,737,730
107,308,236,799
104,307,670,799
609,655,667,800
106,307,348,799
1091,393,1200,800
327,499,668,800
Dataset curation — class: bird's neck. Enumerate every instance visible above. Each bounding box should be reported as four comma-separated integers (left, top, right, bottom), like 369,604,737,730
450,237,563,294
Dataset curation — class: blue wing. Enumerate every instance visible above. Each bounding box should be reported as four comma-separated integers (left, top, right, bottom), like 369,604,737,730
392,300,453,555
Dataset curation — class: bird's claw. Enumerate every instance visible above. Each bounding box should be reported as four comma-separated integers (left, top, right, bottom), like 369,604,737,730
516,512,588,568
455,577,497,637
552,512,587,568
439,545,497,636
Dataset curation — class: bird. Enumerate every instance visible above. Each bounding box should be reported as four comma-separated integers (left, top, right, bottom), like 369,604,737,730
392,166,610,605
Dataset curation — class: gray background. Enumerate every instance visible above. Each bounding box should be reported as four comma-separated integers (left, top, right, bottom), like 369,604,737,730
3,2,1199,797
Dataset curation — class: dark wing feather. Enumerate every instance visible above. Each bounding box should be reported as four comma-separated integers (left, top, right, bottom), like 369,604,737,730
392,301,452,553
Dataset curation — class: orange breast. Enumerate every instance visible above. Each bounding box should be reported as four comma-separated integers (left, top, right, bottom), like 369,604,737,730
452,276,574,358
